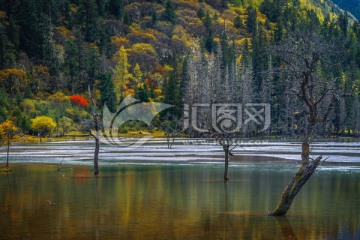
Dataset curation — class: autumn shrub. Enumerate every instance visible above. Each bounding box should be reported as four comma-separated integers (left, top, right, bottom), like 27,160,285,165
70,95,89,108
48,92,68,103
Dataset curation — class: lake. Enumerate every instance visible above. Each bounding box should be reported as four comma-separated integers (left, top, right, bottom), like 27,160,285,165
1,162,360,240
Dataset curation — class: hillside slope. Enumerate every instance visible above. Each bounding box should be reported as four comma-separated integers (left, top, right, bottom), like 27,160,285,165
0,0,359,137
229,0,354,21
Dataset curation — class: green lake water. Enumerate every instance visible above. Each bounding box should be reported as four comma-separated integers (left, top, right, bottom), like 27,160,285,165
0,163,360,239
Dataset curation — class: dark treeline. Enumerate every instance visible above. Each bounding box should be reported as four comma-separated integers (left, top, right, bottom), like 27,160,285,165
0,0,359,138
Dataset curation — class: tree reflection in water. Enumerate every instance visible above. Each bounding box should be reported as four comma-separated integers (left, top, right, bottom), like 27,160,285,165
0,164,359,239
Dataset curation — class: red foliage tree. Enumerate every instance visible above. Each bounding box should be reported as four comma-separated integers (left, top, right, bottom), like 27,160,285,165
70,95,89,108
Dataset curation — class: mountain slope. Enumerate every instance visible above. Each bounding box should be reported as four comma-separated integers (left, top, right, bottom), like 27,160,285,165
0,0,359,136
229,0,353,21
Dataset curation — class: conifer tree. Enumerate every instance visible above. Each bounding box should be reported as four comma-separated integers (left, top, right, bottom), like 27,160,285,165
204,12,215,53
64,40,79,94
109,0,124,19
113,46,132,101
247,6,257,35
133,63,143,84
234,15,242,29
98,73,117,112
162,0,177,24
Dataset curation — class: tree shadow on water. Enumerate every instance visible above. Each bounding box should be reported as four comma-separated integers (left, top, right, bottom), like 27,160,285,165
272,216,297,240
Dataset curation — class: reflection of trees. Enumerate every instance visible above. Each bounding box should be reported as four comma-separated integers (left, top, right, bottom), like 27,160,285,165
201,183,231,239
94,177,100,240
273,217,297,240
0,165,360,239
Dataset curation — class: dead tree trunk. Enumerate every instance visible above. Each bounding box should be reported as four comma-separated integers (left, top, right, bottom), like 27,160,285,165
216,135,236,182
6,137,10,168
269,156,322,216
89,85,100,176
93,113,100,176
223,144,230,181
269,103,332,216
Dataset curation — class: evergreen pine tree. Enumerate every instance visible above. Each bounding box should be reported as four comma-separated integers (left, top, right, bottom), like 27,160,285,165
234,15,242,29
151,11,158,25
338,11,349,37
108,0,124,19
98,73,117,112
123,13,131,25
274,23,283,43
77,0,98,42
247,6,257,35
197,7,205,19
7,16,19,50
64,40,79,94
161,0,178,24
204,12,215,53
0,25,8,68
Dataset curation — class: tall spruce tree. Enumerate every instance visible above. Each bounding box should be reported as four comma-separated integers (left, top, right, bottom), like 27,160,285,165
204,12,215,53
161,0,177,24
98,73,117,112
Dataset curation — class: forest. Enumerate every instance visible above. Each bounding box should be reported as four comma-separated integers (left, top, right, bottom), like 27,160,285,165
0,0,359,140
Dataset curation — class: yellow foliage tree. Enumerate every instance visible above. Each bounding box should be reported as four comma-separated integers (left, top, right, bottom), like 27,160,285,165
129,43,159,70
133,63,143,84
47,91,68,102
31,116,57,141
55,26,74,40
21,99,37,116
111,36,130,48
0,120,18,169
124,63,143,96
113,46,133,101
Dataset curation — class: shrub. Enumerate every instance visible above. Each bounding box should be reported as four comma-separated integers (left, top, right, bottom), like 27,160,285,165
70,95,89,108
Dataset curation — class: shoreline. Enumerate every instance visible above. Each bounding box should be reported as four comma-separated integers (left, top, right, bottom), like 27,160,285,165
2,156,360,168
1,139,360,167
7,135,360,145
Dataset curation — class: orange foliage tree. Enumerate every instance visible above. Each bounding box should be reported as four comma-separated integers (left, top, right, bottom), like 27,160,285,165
70,95,89,108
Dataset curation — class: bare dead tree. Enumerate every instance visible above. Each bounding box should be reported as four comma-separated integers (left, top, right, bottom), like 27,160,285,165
269,31,340,216
211,132,238,181
161,113,182,149
88,85,100,176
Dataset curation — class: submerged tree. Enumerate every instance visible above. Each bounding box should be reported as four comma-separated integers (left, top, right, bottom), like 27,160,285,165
88,85,100,176
269,31,340,216
211,132,238,181
0,120,18,170
160,113,182,149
